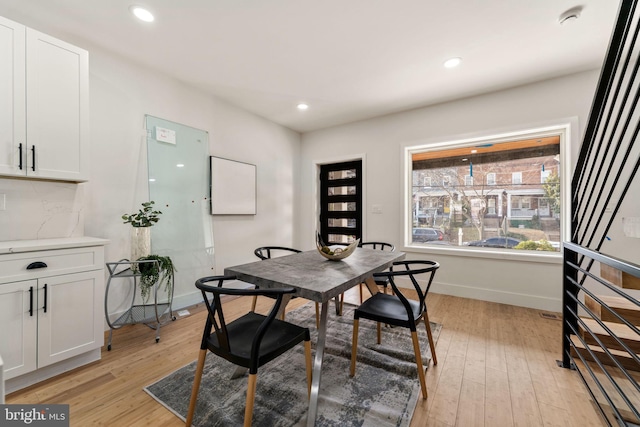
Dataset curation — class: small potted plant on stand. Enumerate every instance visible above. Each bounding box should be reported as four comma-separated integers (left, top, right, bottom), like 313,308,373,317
122,201,175,302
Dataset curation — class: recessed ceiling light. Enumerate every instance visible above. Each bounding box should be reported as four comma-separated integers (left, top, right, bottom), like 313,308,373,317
443,57,462,68
462,158,468,161
176,164,184,168
149,178,156,182
297,103,309,111
471,149,478,154
130,5,155,22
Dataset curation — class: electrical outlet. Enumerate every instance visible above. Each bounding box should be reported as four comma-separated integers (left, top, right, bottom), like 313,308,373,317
372,204,382,214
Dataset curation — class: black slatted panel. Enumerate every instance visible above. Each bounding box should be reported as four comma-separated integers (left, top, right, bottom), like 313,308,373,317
319,160,362,244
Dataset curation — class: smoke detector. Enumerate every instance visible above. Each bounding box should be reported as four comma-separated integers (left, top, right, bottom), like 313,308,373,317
559,6,582,25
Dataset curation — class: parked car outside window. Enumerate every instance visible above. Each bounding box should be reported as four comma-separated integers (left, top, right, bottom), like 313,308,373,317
412,228,444,242
467,237,521,248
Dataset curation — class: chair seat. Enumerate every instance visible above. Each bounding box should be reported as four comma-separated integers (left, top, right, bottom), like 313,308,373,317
374,277,390,287
354,293,422,327
206,311,309,369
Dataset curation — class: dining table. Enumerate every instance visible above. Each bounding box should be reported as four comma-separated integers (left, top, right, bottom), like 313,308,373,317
224,246,405,426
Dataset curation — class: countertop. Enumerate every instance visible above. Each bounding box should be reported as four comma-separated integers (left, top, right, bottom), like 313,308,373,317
0,237,109,254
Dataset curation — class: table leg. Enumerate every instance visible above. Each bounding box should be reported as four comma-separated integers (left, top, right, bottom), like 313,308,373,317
307,300,329,426
363,277,380,297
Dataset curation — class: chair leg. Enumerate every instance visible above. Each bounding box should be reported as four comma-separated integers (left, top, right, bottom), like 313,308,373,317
424,312,438,365
186,349,207,426
411,331,428,399
359,283,363,303
339,293,344,315
244,373,258,427
350,319,359,376
251,295,258,312
304,340,313,398
315,303,320,329
377,322,381,344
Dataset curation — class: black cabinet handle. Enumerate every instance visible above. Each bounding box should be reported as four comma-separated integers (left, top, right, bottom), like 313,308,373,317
43,283,47,313
31,145,36,171
18,143,23,170
29,286,34,316
27,261,47,269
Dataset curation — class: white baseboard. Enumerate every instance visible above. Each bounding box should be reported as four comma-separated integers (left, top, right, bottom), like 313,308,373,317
429,280,562,312
5,349,101,395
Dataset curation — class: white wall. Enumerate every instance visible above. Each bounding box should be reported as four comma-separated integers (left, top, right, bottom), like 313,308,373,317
298,70,604,312
0,40,300,310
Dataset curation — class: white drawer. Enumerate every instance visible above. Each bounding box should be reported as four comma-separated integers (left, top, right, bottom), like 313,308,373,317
0,246,104,284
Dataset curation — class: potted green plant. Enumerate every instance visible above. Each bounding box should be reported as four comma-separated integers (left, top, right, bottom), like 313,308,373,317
121,201,162,227
122,201,175,301
135,254,175,302
122,201,162,262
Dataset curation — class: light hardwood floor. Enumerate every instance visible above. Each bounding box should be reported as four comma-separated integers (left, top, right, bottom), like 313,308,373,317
6,288,604,426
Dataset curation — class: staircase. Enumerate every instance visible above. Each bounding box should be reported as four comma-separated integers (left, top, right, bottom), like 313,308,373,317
576,292,640,372
562,0,640,425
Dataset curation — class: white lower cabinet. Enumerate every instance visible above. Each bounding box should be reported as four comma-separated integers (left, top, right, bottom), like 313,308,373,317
0,279,37,379
0,238,107,389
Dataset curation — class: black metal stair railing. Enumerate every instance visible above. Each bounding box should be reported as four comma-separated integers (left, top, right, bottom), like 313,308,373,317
563,0,640,425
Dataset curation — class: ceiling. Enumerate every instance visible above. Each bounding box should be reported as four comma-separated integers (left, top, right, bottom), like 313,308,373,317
0,1,621,133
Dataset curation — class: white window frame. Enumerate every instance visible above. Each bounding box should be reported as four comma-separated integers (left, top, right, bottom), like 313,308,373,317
512,172,523,185
424,176,431,187
541,170,551,183
487,198,496,215
464,175,473,186
487,172,496,186
401,122,574,263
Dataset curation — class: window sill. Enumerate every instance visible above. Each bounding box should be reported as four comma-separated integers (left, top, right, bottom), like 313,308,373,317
402,244,563,264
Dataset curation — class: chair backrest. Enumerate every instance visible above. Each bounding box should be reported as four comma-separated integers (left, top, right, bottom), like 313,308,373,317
254,246,301,260
195,275,296,363
374,260,439,324
359,241,395,252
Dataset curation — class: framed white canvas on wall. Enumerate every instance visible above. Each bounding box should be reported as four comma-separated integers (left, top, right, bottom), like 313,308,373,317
210,156,257,215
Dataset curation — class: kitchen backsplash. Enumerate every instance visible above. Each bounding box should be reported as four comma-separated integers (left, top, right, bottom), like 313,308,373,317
0,179,84,241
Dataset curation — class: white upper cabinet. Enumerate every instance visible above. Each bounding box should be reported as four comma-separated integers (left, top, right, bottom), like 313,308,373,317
0,16,26,177
0,16,89,182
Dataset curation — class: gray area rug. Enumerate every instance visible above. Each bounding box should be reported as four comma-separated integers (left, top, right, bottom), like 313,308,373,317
144,302,441,426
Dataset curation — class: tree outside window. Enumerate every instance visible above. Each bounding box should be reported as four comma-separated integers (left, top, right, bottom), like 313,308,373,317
411,136,561,251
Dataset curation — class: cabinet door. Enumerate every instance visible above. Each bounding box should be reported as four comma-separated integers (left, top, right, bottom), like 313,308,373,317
0,16,26,177
37,270,103,368
0,280,37,380
25,29,88,181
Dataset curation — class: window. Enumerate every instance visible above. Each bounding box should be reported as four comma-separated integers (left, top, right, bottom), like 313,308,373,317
488,198,496,215
408,133,562,252
512,172,522,185
541,170,551,183
424,176,431,187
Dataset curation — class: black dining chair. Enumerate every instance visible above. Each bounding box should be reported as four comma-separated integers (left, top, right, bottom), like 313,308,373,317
186,275,312,427
357,241,396,299
338,241,396,314
253,246,320,328
349,260,439,400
